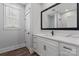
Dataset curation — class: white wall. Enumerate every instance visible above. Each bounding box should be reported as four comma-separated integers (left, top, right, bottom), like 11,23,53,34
0,3,25,53
31,3,54,34
31,4,41,34
40,3,55,10
31,3,79,37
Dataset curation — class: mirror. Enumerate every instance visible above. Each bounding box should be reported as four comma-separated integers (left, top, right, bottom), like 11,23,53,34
41,3,79,30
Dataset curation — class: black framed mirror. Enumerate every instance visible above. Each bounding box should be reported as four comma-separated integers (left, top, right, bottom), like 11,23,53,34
41,3,79,30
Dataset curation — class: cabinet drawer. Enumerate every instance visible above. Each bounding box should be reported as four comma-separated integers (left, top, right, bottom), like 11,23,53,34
33,35,58,47
45,39,58,47
60,52,76,56
33,36,37,42
33,35,37,38
33,42,38,51
38,37,58,47
60,43,76,55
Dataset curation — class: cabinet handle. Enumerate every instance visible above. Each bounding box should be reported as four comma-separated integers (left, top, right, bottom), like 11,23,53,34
63,46,72,51
44,45,46,51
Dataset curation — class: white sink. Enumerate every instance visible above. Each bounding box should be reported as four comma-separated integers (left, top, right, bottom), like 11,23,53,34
71,35,79,38
65,34,79,38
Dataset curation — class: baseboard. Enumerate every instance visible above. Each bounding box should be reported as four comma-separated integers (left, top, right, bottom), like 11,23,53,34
0,43,26,54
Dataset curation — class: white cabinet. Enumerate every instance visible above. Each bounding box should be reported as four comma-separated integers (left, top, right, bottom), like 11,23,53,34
33,36,45,56
33,35,59,56
42,37,59,56
32,36,38,52
37,40,46,56
59,43,76,56
32,35,79,56
45,42,59,56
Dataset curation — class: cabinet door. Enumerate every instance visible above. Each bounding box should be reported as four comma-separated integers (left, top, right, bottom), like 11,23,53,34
33,36,46,56
32,36,38,53
37,39,45,56
60,43,76,56
45,42,59,56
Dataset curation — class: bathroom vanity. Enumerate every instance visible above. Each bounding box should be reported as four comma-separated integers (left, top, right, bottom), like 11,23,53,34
32,34,79,56
31,3,79,56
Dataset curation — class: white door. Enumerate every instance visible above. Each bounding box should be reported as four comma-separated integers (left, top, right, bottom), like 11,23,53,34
25,12,32,50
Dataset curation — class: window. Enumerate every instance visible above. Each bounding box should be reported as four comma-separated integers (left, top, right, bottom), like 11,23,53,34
4,5,20,29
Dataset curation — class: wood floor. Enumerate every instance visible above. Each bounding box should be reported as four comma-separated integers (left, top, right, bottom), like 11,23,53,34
0,47,38,56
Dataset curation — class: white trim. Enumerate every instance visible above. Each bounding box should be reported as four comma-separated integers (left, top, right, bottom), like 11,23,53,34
0,43,25,54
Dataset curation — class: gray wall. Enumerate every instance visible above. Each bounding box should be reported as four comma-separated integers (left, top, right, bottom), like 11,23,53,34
0,3,25,53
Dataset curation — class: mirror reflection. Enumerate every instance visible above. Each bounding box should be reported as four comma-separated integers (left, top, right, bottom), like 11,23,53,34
42,3,77,28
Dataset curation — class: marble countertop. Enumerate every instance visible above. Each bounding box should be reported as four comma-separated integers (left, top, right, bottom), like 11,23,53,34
33,34,79,46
